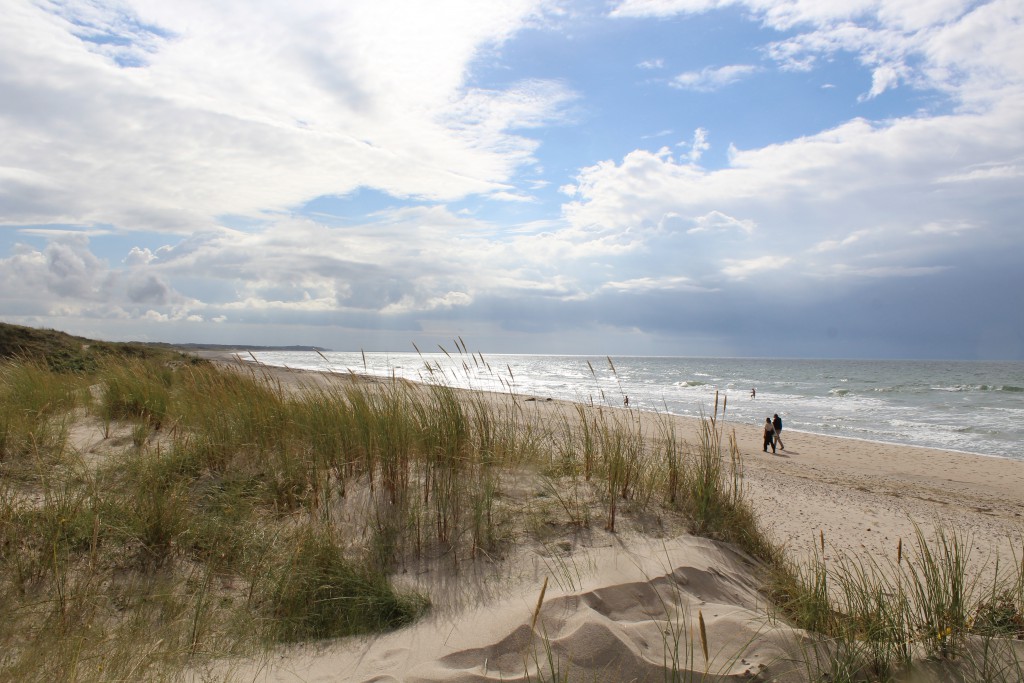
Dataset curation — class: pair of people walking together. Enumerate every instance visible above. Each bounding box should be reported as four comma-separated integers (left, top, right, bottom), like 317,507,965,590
763,414,784,453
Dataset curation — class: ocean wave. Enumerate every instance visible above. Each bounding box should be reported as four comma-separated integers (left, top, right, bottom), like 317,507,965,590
952,425,1000,435
933,384,984,392
929,383,1024,393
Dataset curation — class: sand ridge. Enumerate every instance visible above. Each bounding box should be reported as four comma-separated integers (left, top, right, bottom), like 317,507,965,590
236,536,801,682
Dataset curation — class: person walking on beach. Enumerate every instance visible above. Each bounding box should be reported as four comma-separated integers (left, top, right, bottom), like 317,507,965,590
763,418,776,454
772,413,784,450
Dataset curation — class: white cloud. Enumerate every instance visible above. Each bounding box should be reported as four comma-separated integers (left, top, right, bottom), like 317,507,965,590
862,63,905,100
616,0,1024,109
810,229,871,253
18,228,113,238
721,255,790,279
382,290,474,314
688,210,755,235
913,221,978,236
824,264,951,278
124,246,156,265
643,129,675,140
0,0,567,232
0,233,200,318
613,0,968,32
937,163,1024,183
0,204,602,326
686,127,710,162
488,191,536,202
671,64,758,91
601,275,706,292
560,97,1024,287
610,0,734,19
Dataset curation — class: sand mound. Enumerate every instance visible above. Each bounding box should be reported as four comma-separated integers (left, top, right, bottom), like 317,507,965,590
246,535,804,682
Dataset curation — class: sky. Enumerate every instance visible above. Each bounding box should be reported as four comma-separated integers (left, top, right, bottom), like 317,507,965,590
1,0,1022,359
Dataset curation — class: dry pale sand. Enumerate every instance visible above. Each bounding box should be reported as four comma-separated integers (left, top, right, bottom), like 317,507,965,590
198,354,1024,682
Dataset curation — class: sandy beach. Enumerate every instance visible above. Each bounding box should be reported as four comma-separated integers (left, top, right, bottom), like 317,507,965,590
197,353,1024,682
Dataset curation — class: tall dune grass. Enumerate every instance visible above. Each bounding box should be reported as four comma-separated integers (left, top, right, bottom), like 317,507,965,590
774,524,1024,681
0,359,82,470
0,349,1020,681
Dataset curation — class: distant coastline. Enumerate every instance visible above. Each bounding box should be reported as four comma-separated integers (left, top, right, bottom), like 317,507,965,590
160,343,331,353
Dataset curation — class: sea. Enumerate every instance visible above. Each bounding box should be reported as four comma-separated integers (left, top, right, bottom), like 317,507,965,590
247,351,1024,462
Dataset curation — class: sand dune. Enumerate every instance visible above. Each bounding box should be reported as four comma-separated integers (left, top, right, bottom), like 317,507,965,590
201,355,1024,682
235,535,804,682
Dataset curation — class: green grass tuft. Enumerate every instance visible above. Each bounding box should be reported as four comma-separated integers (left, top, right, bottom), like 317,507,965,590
265,527,428,643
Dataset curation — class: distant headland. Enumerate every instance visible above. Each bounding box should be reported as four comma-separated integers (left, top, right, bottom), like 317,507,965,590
152,343,331,353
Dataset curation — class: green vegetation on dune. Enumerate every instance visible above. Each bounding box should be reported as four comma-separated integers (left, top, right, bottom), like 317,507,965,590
1,356,434,681
0,321,182,373
0,324,1021,682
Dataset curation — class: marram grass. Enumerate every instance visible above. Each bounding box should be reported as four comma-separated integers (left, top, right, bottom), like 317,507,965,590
0,351,1020,682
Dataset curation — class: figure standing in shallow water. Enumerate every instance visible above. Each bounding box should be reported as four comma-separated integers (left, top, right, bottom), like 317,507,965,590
763,418,776,454
751,387,756,399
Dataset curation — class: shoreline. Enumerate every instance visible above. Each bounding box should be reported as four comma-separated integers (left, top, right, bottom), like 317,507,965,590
760,427,1016,462
223,350,1018,462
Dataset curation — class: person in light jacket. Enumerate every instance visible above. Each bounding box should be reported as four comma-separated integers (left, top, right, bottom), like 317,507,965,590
763,418,776,454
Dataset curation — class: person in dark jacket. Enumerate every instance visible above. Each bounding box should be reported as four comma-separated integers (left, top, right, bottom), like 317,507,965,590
772,413,784,450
